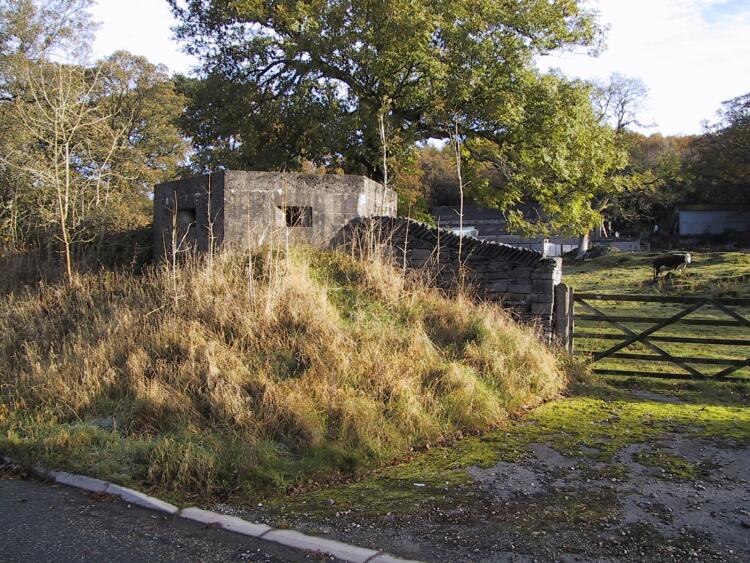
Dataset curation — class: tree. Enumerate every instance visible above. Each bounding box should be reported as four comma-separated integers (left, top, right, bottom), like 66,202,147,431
0,0,97,250
170,0,601,180
686,92,749,204
98,51,190,198
606,133,693,227
0,1,188,267
0,53,190,262
0,0,94,97
416,145,457,206
592,73,652,134
561,73,664,252
174,71,346,174
0,0,94,58
5,62,127,282
171,1,640,241
464,74,628,242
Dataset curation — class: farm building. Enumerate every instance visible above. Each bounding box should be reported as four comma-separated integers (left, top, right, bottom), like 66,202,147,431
676,205,750,236
153,170,397,259
432,205,640,257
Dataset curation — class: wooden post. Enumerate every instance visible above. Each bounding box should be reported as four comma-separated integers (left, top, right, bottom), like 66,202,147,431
567,285,575,353
554,283,574,352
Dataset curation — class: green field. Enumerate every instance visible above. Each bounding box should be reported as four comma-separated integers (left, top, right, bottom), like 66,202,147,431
564,251,750,379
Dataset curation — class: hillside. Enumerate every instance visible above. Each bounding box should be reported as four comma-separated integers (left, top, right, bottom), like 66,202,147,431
565,251,750,297
0,248,566,500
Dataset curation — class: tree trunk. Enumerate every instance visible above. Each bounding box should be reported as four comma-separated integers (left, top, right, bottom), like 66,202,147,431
575,232,590,260
453,122,464,266
62,143,73,284
60,221,73,283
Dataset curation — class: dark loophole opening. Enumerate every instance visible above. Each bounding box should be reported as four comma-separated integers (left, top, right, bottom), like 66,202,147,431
281,206,312,227
177,208,196,241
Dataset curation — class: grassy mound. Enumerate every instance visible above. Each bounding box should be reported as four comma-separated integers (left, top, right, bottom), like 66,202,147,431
0,248,565,500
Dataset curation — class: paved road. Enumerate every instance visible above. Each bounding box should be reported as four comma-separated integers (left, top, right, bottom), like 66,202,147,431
0,475,331,563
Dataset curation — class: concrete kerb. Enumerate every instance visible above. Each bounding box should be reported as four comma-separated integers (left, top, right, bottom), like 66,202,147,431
368,555,423,563
261,529,382,563
105,483,179,515
0,455,421,563
179,506,272,537
49,470,109,495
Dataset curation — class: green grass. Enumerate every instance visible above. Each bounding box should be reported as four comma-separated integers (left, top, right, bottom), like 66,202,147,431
257,375,750,519
565,251,750,297
565,252,750,379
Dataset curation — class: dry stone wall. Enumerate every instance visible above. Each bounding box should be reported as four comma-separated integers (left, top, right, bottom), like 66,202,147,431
339,217,563,336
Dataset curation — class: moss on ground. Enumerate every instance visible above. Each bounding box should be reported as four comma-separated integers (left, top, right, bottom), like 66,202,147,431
266,376,750,518
632,448,703,481
505,489,619,532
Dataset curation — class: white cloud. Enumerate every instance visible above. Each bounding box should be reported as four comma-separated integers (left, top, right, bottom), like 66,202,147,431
90,0,197,74
541,0,750,135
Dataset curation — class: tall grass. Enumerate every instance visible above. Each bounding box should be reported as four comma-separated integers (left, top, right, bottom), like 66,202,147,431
0,246,566,498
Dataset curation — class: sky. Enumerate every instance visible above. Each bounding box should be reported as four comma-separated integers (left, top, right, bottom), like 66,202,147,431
90,0,196,75
91,0,750,137
540,0,750,135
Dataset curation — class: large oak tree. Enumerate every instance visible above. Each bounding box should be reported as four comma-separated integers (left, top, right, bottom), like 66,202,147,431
171,0,633,234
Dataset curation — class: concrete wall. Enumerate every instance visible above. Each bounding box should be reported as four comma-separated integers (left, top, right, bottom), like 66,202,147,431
222,171,396,249
153,172,225,261
153,171,397,259
339,217,563,335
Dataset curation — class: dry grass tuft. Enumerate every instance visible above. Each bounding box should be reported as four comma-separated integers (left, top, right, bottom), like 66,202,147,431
0,246,567,497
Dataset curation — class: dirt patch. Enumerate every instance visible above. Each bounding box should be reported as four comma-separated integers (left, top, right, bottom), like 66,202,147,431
618,437,750,551
465,435,750,557
632,390,685,404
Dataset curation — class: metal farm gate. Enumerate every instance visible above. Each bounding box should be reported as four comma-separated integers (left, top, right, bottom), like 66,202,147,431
553,286,750,380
